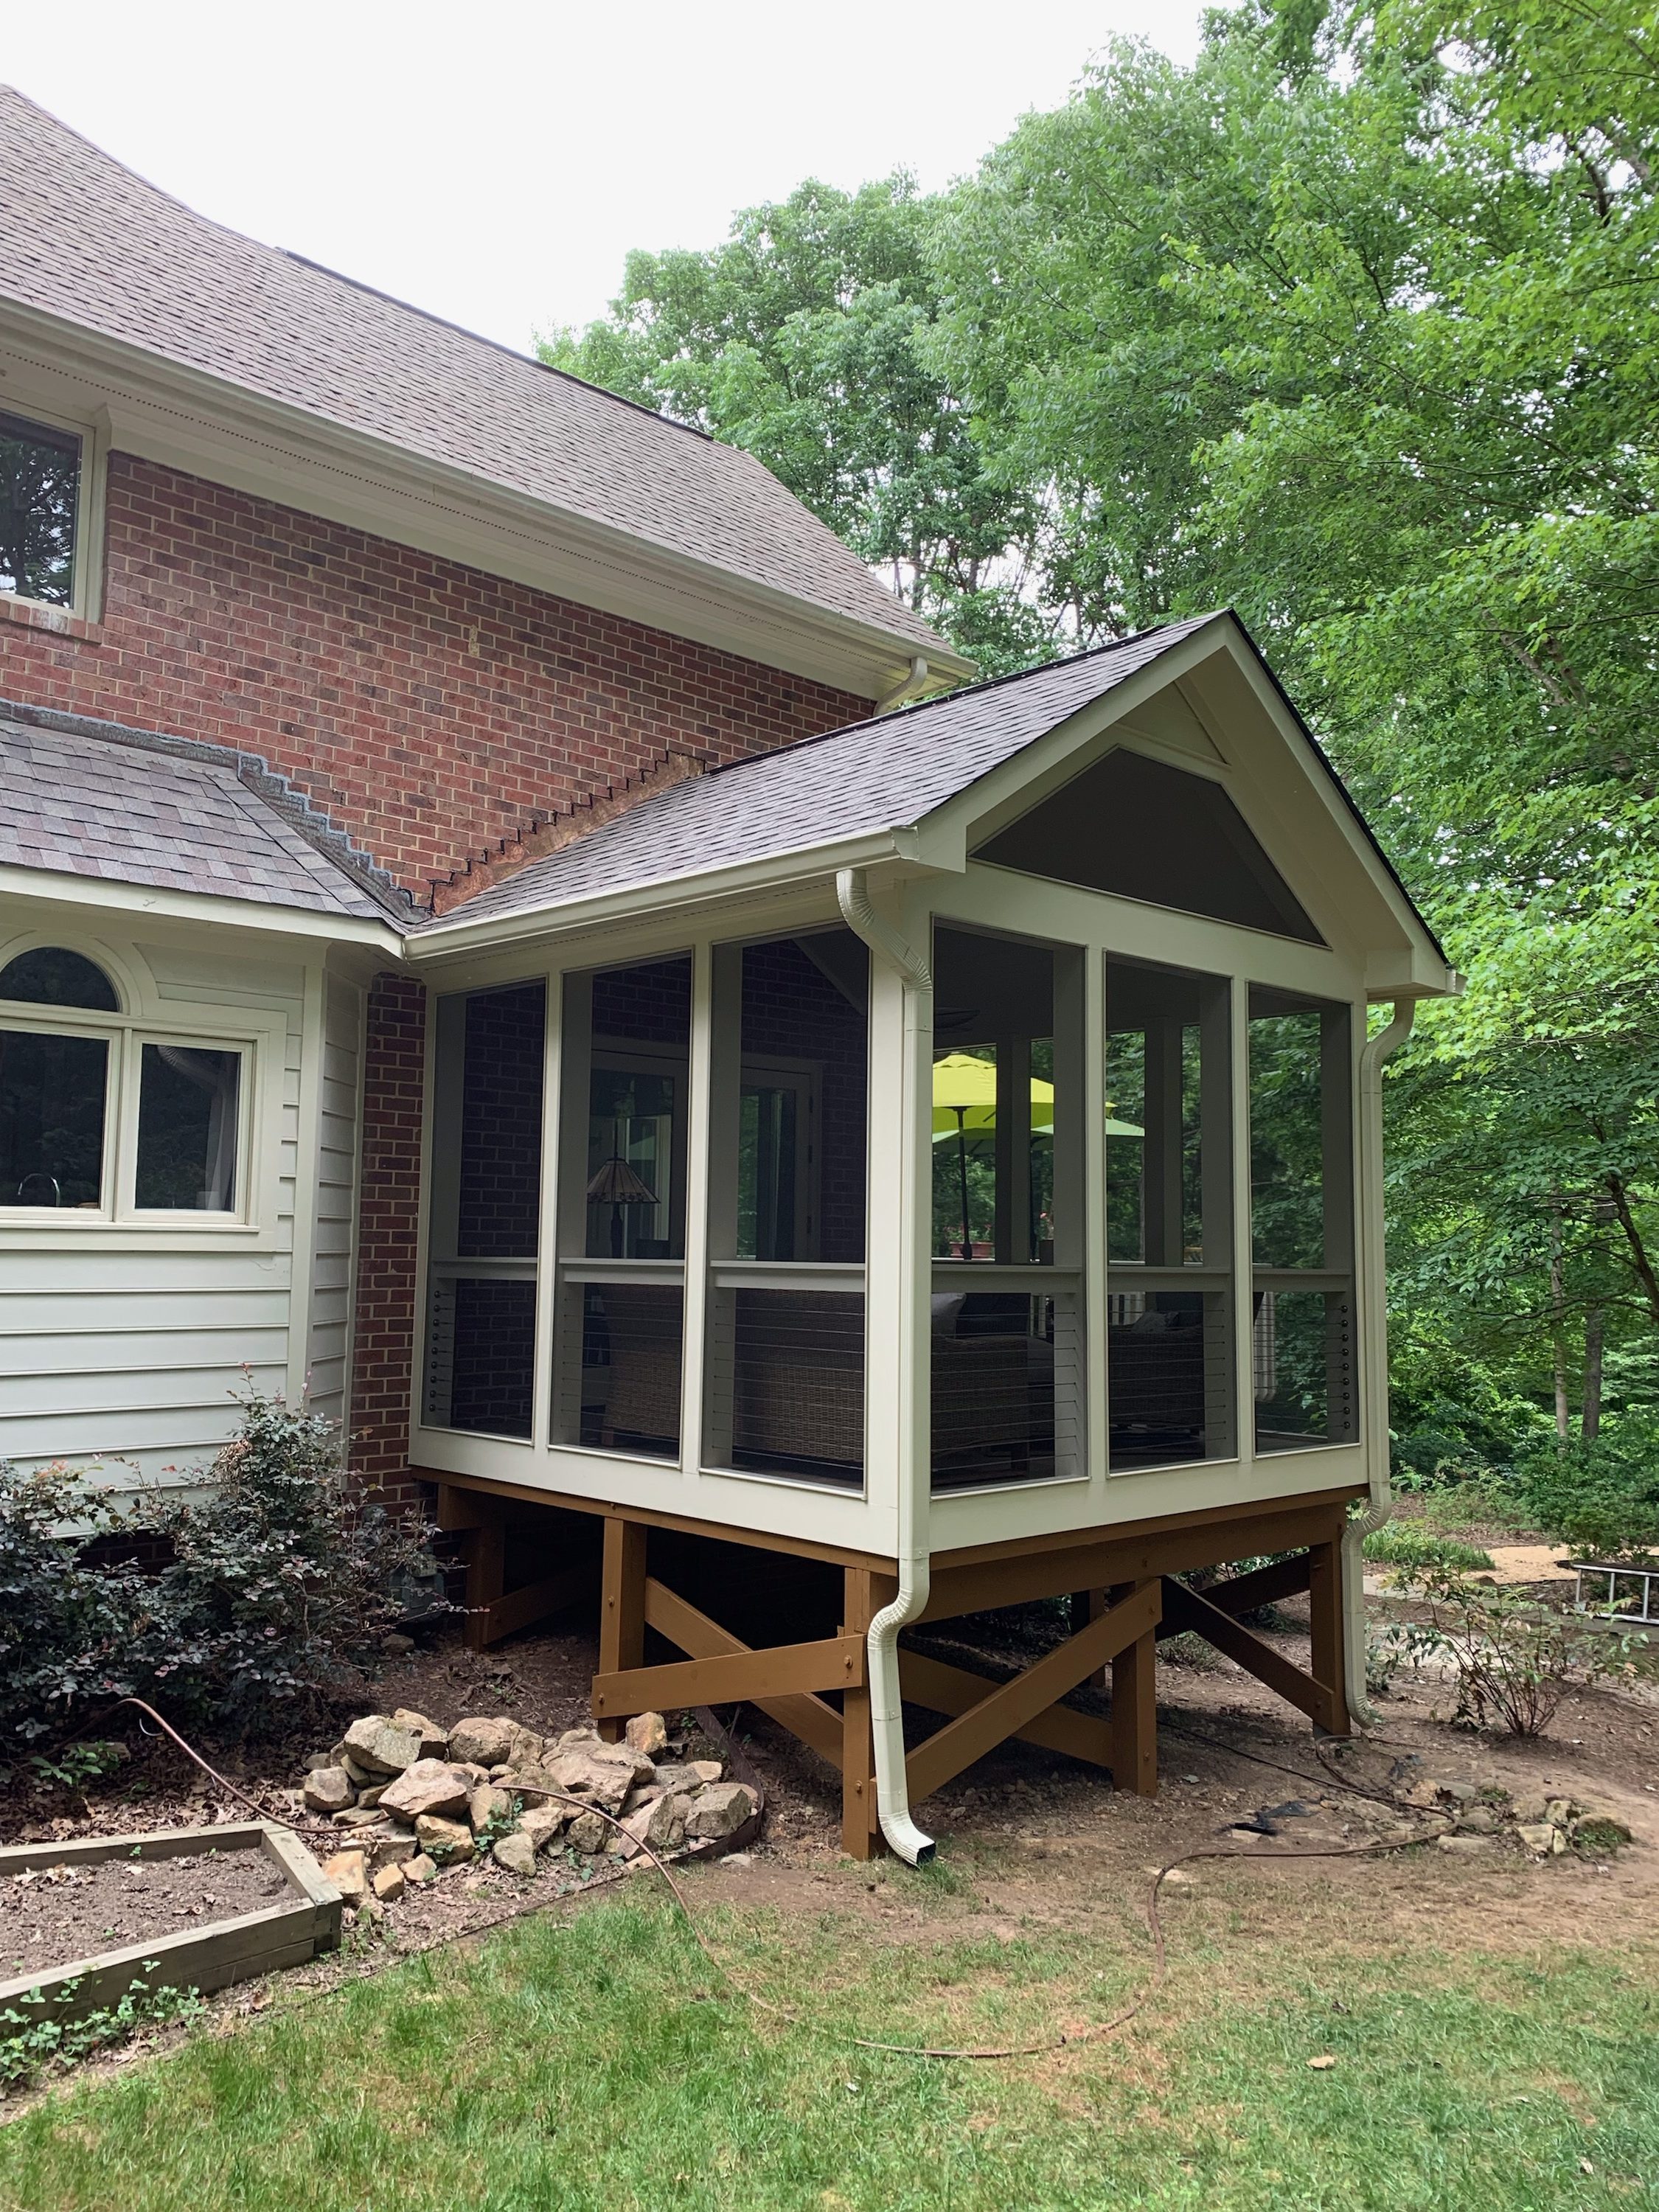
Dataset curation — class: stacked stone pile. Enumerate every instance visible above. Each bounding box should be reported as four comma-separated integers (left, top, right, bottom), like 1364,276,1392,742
297,1707,757,1916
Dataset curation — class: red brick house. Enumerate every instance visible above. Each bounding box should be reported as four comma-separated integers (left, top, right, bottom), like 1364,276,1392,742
1,89,1453,1857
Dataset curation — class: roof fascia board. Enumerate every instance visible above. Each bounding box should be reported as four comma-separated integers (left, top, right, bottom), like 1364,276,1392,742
0,308,973,699
1180,634,1453,985
408,829,924,960
0,863,406,953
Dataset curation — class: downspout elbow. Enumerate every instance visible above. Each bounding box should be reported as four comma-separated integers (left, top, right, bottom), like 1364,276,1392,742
837,866,935,1863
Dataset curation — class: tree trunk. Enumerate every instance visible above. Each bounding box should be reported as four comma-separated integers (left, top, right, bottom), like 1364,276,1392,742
1549,1199,1571,1446
1582,1302,1605,1442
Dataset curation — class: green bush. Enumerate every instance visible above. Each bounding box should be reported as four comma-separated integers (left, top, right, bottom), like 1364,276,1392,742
1518,1417,1659,1561
0,1394,440,1749
1362,1523,1495,1575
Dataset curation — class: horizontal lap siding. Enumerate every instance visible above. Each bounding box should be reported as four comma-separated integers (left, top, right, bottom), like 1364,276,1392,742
0,947,306,1486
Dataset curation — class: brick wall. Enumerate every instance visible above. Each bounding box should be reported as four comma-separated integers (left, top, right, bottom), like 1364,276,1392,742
350,972,428,1501
0,452,873,899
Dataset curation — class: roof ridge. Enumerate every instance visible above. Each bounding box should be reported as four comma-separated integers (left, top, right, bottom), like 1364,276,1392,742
703,613,1225,782
0,693,412,922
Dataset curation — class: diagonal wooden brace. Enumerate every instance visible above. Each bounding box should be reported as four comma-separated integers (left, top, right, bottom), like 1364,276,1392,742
900,1652,1113,1771
599,1578,848,1767
1160,1576,1342,1733
1156,1551,1312,1638
905,1579,1162,1805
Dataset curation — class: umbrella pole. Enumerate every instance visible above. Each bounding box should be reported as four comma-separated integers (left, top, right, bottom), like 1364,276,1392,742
955,1108,973,1262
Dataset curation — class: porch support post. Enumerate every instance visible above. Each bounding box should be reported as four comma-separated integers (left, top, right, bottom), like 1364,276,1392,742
841,1567,895,1859
455,1489,507,1655
1110,1577,1158,1796
1071,1587,1106,1688
597,1517,647,1740
1308,1534,1350,1736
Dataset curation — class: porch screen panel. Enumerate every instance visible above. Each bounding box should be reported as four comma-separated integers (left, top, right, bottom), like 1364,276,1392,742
1249,990,1356,1452
931,927,1084,1491
1105,956,1234,1471
551,955,692,1460
423,980,545,1439
702,928,870,1485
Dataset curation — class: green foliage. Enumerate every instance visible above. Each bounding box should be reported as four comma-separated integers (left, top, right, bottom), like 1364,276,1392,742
1519,1418,1659,1559
1362,1523,1495,1574
0,1395,440,1747
27,1741,127,1792
1378,1567,1645,1734
0,1969,205,2092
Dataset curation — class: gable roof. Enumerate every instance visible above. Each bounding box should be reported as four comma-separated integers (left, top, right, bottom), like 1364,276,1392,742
420,611,1447,970
0,88,958,684
0,703,406,925
423,617,1219,929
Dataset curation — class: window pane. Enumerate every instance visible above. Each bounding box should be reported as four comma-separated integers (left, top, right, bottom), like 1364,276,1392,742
0,1030,107,1207
932,1289,1079,1491
457,983,545,1258
1107,1289,1233,1470
734,930,868,1264
136,1045,240,1210
1249,1005,1329,1269
932,928,1065,1265
585,959,689,1259
726,1288,864,1486
425,1276,536,1439
0,411,80,607
0,947,118,1012
1253,1287,1357,1451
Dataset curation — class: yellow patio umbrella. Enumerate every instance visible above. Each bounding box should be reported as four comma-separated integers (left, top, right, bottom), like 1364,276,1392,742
931,1054,1142,1258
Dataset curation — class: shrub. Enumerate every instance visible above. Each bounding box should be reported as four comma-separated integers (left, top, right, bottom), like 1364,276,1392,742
1519,1417,1659,1561
0,1394,441,1749
1363,1523,1494,1575
1377,1568,1644,1736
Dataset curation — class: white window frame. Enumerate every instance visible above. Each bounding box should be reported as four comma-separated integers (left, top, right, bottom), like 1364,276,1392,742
0,392,108,626
0,933,285,1242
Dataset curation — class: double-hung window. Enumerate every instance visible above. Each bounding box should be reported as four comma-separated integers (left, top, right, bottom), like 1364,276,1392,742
1,411,83,611
0,947,248,1222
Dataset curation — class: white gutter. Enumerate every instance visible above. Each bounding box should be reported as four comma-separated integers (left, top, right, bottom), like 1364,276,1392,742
1343,998,1416,1724
835,866,936,1864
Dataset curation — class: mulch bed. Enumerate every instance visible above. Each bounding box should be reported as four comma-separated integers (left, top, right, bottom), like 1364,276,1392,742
1,1848,291,1980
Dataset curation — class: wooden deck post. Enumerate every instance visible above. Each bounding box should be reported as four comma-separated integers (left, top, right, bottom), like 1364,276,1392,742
461,1497,507,1655
1110,1579,1158,1796
840,1569,895,1860
1307,1534,1350,1736
1071,1588,1106,1687
597,1518,647,1740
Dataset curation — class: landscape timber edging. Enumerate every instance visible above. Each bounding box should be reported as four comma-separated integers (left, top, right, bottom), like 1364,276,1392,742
0,1821,341,2026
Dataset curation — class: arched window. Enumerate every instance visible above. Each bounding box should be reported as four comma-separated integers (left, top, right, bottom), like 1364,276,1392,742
0,946,120,1012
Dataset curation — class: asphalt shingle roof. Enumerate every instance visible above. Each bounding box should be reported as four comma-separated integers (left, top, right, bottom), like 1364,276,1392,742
0,87,948,664
0,710,397,922
433,618,1217,928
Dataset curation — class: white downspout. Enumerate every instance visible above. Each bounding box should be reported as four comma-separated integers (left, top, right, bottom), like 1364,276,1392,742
875,657,931,716
1344,998,1416,1725
836,865,936,1864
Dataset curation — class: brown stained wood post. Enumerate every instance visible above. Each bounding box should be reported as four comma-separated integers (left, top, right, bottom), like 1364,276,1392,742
1071,1588,1107,1688
1307,1535,1349,1737
841,1568,893,1860
462,1498,507,1653
597,1518,647,1740
1110,1578,1159,1797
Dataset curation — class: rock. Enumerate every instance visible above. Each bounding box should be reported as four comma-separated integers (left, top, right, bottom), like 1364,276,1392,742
1437,1833,1494,1854
321,1848,369,1901
467,1783,518,1834
448,1717,524,1769
381,1632,415,1656
305,1750,340,1774
378,1760,473,1821
516,1805,568,1854
353,1896,387,1929
566,1810,608,1854
1437,1781,1478,1806
1512,1795,1551,1826
390,1708,449,1758
330,1806,389,1829
302,1765,355,1814
686,1759,724,1786
616,1791,686,1857
358,1785,386,1809
1397,1779,1441,1810
684,1781,757,1840
625,1711,669,1759
1456,1806,1499,1835
653,1763,712,1795
622,1781,667,1815
340,1753,377,1788
342,1715,424,1777
1517,1823,1561,1856
493,1832,538,1877
539,1739,655,1815
415,1814,476,1863
1544,1797,1576,1827
403,1853,438,1885
372,1863,406,1902
367,1829,420,1871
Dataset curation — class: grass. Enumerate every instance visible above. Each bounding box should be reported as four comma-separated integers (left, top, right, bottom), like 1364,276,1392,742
1,1871,1656,2211
1363,1523,1496,1575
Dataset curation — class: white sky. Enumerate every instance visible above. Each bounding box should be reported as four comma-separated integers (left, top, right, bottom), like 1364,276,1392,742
5,1,1208,352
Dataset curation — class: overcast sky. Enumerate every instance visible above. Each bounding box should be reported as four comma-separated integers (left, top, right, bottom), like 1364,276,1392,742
6,1,1207,353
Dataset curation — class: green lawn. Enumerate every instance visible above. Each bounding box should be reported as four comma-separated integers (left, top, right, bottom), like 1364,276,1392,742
1,1874,1655,2211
